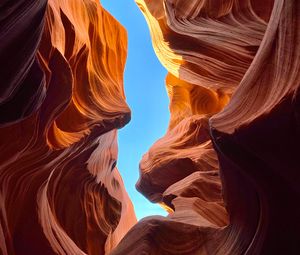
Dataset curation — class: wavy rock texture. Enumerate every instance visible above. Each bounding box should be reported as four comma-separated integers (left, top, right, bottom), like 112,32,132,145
113,0,300,254
0,1,136,255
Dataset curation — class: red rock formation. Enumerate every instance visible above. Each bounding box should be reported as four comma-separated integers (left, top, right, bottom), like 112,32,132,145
0,1,136,254
112,0,300,254
1,0,300,254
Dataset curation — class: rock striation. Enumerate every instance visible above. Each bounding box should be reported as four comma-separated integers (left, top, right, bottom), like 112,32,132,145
0,1,136,254
112,0,300,254
1,0,300,254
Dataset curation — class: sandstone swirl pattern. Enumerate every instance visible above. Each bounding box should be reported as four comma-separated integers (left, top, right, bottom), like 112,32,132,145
1,0,300,254
0,1,136,254
112,0,300,254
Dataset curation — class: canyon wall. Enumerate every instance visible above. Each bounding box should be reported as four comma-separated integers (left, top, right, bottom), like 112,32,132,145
112,0,300,254
1,0,300,254
0,1,136,254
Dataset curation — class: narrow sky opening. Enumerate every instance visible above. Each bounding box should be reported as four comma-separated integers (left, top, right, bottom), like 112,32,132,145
101,0,170,220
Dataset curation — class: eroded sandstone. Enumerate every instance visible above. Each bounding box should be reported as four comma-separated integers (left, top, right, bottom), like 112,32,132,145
112,0,300,254
0,1,136,254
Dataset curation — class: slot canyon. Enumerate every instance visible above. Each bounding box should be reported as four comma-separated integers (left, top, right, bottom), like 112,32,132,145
0,0,299,254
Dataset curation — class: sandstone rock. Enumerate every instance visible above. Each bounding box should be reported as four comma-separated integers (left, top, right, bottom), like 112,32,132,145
0,1,136,254
112,0,300,254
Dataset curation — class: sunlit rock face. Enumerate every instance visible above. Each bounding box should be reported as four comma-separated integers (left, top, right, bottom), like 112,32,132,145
0,0,136,254
113,0,300,254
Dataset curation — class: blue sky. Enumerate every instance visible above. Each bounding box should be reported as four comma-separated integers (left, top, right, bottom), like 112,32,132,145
101,0,170,220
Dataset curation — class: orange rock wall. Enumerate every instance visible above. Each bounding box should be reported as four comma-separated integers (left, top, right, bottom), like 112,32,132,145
112,0,300,254
1,0,300,254
0,1,136,254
